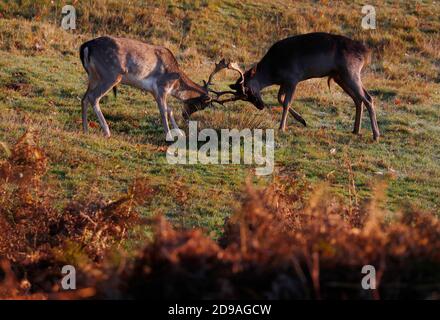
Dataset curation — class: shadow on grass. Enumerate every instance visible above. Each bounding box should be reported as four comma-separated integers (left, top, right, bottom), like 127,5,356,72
370,88,397,101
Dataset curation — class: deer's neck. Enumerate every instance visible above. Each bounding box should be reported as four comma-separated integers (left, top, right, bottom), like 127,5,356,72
172,72,206,101
255,62,277,89
245,64,274,95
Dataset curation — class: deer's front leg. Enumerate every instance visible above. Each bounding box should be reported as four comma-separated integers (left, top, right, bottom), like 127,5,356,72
279,84,297,132
167,107,184,137
155,95,172,140
167,104,182,131
289,109,307,127
278,84,305,127
155,93,184,140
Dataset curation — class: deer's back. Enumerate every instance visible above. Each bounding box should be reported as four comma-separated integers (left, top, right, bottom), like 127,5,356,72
259,32,370,80
81,36,181,79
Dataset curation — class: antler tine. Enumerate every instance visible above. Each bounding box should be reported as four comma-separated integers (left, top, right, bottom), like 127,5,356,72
204,59,246,103
209,89,237,97
204,58,230,89
227,62,245,84
211,95,243,106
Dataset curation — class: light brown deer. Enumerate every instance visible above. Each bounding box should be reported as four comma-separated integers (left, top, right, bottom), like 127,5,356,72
214,32,380,141
79,36,213,140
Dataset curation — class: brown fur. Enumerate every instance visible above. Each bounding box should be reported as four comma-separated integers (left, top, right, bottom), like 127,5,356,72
79,36,210,139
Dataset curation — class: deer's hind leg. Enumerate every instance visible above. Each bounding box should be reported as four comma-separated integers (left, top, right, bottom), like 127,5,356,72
82,74,99,134
81,73,101,133
82,84,91,134
338,72,379,140
85,75,122,137
332,74,363,134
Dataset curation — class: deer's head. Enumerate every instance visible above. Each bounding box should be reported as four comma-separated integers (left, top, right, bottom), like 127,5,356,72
203,59,265,110
229,65,265,110
177,73,212,120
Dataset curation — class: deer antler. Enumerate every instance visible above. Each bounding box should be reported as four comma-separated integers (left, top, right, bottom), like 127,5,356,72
227,62,245,85
210,95,243,106
203,58,229,90
204,59,246,102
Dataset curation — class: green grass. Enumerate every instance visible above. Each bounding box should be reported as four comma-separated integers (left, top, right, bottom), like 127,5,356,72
0,0,439,237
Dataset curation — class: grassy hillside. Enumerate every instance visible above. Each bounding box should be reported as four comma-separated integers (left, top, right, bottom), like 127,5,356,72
0,0,439,241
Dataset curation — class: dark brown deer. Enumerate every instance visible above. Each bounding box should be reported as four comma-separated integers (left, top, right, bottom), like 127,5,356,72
79,36,212,140
216,32,380,141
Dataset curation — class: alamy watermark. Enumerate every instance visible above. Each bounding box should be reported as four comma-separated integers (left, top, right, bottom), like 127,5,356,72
361,5,376,30
61,5,76,30
361,265,376,290
166,121,274,176
61,265,76,290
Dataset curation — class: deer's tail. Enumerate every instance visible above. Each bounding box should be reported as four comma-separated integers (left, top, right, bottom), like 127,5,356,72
79,43,91,74
355,41,372,67
363,47,372,66
80,43,117,99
